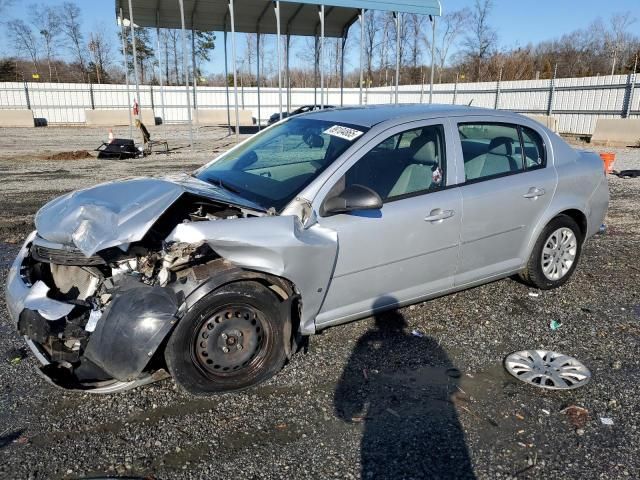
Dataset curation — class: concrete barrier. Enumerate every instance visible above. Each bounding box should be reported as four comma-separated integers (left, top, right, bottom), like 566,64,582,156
192,109,254,127
591,119,640,147
0,109,34,127
525,114,558,132
85,109,155,126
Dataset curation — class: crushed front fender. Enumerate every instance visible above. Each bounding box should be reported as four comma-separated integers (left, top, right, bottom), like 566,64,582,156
166,215,338,334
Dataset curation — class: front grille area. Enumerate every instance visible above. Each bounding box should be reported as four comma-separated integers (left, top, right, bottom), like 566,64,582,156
31,244,106,266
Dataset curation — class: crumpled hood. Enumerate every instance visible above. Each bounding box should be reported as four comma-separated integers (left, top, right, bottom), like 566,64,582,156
35,174,264,256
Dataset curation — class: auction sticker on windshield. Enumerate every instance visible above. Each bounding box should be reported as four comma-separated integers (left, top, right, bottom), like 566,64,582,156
323,125,364,141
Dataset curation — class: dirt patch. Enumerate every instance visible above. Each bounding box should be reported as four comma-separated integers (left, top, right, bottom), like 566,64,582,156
43,150,94,161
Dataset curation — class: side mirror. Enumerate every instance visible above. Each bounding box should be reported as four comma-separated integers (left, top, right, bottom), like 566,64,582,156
322,184,383,215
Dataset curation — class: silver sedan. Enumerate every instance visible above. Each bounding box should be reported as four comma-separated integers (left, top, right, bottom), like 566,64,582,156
5,105,609,395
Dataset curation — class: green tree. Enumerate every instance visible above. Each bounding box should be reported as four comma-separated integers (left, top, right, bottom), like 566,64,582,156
193,30,215,78
120,26,155,83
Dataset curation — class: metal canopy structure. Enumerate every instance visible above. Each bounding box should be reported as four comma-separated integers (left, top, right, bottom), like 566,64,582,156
115,0,441,144
115,0,440,35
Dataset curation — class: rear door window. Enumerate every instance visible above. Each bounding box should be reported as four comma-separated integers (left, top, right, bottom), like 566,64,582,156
521,126,546,169
458,123,524,182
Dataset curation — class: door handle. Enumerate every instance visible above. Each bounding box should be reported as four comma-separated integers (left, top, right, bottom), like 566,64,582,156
523,187,546,199
424,208,455,223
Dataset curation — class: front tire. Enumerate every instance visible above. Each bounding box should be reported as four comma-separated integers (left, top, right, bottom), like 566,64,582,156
165,281,288,395
519,215,583,290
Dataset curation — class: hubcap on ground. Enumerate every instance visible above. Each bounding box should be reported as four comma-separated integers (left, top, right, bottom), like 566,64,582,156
194,305,264,375
504,350,591,390
541,227,577,281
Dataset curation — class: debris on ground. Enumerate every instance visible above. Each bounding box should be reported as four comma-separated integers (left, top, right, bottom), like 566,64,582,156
600,417,614,425
549,320,563,330
528,292,540,298
561,405,589,428
410,329,425,338
612,169,640,178
541,409,551,415
386,408,400,418
446,367,462,378
504,350,591,390
43,150,93,161
598,223,607,234
5,347,28,365
13,436,29,445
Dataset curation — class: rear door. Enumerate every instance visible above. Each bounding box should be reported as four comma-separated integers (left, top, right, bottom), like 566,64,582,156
454,119,557,285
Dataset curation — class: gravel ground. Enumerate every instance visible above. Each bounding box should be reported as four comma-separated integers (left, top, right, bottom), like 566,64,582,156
0,126,639,480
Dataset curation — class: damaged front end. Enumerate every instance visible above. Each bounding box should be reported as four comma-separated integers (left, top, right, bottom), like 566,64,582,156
5,180,270,392
6,175,338,393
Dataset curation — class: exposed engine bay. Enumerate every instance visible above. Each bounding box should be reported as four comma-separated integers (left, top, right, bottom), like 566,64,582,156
15,196,262,390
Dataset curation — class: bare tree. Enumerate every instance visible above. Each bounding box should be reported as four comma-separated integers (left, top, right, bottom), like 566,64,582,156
30,4,62,81
7,20,39,74
61,1,87,81
606,12,637,74
407,14,424,68
359,11,381,88
431,9,469,83
243,33,256,86
87,28,112,84
462,0,497,81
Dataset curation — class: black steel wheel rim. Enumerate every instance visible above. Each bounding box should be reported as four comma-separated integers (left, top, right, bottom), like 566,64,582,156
191,303,267,377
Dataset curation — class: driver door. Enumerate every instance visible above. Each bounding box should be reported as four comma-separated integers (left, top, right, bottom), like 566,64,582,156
315,120,463,326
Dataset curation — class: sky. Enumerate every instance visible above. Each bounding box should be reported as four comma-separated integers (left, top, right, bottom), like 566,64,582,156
1,0,639,75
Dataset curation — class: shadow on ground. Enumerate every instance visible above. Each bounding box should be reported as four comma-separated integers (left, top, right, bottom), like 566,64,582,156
335,296,476,479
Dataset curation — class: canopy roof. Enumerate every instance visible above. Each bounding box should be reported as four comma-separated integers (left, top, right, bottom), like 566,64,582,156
115,0,442,37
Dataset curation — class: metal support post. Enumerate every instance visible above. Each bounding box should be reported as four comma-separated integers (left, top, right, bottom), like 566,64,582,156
128,0,142,124
223,25,231,135
156,10,166,125
429,15,436,104
119,8,133,138
624,55,638,118
275,1,283,120
394,12,400,104
319,5,325,109
256,31,261,129
495,67,502,110
178,0,194,148
89,81,95,110
358,9,364,105
23,81,31,109
340,32,347,107
453,73,458,105
313,35,318,105
547,63,557,116
286,33,291,113
229,0,240,142
191,26,199,132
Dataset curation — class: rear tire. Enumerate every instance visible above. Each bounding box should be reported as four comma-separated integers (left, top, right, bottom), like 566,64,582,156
165,282,288,395
519,215,583,290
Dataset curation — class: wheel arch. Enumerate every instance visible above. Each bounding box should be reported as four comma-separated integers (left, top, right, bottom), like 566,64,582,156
174,260,301,359
522,204,588,268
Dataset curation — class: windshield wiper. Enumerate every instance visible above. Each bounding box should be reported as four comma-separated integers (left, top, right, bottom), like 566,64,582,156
203,175,241,195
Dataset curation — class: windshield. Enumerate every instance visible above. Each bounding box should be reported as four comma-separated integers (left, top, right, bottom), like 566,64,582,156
196,117,368,211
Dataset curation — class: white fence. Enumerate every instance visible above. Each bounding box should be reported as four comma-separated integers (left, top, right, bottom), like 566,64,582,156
1,73,638,135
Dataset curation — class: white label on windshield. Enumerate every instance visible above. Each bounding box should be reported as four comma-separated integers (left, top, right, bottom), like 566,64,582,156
323,125,364,141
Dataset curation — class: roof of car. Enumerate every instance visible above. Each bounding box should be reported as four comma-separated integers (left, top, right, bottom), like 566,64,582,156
303,104,524,128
